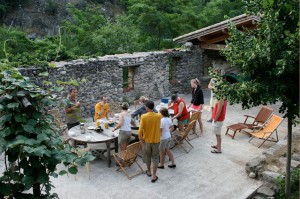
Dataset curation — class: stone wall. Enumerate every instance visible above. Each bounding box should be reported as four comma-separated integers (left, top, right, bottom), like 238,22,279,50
19,49,204,118
201,49,238,86
245,130,300,198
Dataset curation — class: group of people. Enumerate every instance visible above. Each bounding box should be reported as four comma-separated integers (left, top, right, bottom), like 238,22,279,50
63,72,228,183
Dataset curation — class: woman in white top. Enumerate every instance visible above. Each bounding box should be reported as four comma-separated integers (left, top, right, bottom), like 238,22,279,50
112,103,134,151
158,108,176,169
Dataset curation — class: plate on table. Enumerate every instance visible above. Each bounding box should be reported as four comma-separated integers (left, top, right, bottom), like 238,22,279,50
87,126,96,130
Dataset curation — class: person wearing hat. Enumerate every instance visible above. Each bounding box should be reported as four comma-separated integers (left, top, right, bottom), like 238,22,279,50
112,102,134,151
168,94,189,132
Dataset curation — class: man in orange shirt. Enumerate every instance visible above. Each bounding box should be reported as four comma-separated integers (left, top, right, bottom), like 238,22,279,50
138,101,161,183
94,96,112,120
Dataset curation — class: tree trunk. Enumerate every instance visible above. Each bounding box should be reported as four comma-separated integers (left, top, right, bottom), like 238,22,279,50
285,115,292,198
33,183,41,198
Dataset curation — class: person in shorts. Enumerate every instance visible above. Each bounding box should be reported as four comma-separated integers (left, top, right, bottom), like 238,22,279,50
112,103,134,151
211,98,227,154
157,108,176,169
187,78,204,134
168,94,189,132
138,101,161,183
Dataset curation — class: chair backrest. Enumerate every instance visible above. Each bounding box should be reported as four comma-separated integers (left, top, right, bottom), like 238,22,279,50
189,112,200,123
90,106,95,122
48,109,63,127
124,142,141,163
255,106,273,124
182,120,197,139
261,114,284,133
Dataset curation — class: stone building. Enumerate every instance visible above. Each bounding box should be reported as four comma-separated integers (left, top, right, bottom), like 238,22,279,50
19,49,204,118
18,14,260,119
173,14,260,82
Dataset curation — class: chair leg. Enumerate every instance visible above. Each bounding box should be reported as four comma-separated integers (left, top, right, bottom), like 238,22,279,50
249,135,255,143
225,128,229,135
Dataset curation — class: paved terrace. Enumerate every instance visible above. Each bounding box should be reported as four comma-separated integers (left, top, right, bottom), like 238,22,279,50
0,89,288,199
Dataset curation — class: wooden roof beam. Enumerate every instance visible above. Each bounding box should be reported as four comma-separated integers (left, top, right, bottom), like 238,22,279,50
200,43,226,50
199,34,229,44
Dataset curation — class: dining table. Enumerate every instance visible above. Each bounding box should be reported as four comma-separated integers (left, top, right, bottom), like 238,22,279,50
68,121,119,167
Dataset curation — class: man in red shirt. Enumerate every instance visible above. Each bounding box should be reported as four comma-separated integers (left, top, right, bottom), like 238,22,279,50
168,94,189,132
211,98,227,153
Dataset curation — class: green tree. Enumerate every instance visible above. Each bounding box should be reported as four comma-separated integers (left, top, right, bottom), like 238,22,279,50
197,0,246,29
0,64,94,198
62,5,107,57
92,15,141,55
220,0,299,198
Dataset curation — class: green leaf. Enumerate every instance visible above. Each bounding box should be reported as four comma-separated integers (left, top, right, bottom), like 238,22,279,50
0,114,12,124
8,140,25,148
68,166,78,174
4,94,13,99
29,93,41,98
0,183,11,195
15,114,27,123
53,86,64,92
7,103,19,109
38,71,49,77
23,124,34,133
7,149,19,162
36,134,49,143
50,172,58,178
28,119,37,126
37,169,49,183
59,170,68,176
32,112,42,119
22,175,34,190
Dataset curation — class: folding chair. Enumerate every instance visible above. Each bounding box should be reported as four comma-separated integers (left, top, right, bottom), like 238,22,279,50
226,106,273,139
187,111,200,139
171,120,196,153
249,114,284,148
113,142,144,180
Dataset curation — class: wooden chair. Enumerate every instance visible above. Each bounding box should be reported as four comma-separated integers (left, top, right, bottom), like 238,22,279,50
226,106,273,139
249,114,284,148
48,109,70,143
171,120,196,153
113,142,144,180
187,111,200,139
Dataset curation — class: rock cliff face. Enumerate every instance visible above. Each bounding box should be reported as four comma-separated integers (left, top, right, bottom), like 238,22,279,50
1,0,123,37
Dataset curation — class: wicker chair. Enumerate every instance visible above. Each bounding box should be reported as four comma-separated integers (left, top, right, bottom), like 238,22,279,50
113,142,144,180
